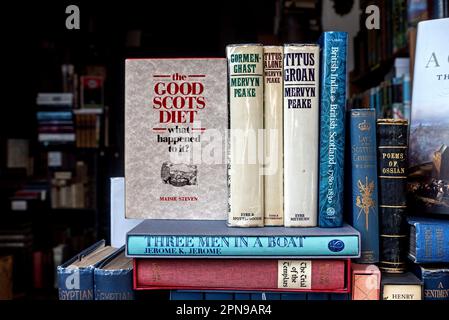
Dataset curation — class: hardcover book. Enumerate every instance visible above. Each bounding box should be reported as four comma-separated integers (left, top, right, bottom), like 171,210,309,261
318,31,348,228
414,265,449,300
351,263,380,300
349,109,379,263
126,219,361,258
283,44,320,227
125,58,228,220
94,247,134,300
57,240,117,300
408,18,449,216
408,217,449,263
226,44,264,227
134,259,349,292
377,119,408,273
263,46,284,226
381,272,423,300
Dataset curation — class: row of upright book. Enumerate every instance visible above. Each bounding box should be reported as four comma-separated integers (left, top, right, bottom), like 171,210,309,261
57,19,449,301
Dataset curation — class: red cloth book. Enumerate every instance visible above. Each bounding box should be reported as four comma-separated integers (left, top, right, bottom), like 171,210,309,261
134,259,349,292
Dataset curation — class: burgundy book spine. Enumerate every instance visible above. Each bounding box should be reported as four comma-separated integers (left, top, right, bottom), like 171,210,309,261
134,259,347,292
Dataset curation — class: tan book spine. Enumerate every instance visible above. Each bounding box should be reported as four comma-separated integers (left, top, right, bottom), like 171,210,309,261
227,44,264,227
263,46,284,226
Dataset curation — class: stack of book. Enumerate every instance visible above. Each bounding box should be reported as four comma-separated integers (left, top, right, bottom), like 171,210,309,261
36,93,75,145
56,19,449,301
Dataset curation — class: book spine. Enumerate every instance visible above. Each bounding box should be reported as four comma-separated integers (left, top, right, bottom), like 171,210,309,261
318,32,348,228
57,267,94,300
94,269,134,300
420,270,449,300
283,44,320,227
127,234,359,258
377,119,408,273
263,46,284,226
413,223,449,263
349,109,379,263
135,259,346,291
226,44,264,227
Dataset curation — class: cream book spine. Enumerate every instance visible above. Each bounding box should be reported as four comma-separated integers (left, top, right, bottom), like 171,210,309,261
263,46,284,226
283,44,320,227
226,44,264,227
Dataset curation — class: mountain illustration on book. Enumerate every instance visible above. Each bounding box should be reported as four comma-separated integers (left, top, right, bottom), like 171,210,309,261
161,162,197,187
356,176,375,231
408,144,449,214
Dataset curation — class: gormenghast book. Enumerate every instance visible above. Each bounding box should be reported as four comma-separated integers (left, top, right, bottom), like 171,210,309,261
263,46,284,226
134,259,348,292
381,272,423,300
349,109,379,263
126,219,360,258
125,58,228,220
377,119,408,273
283,44,320,227
408,18,449,216
318,31,348,228
226,44,264,227
408,217,449,263
414,265,449,300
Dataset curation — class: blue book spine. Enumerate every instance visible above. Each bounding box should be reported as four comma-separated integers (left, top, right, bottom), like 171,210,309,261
330,293,350,300
94,269,134,300
415,268,449,300
251,293,280,300
410,220,449,263
205,293,234,300
170,291,204,300
234,293,251,300
280,293,307,300
127,235,359,257
57,267,95,300
318,31,348,227
307,293,330,300
349,109,379,263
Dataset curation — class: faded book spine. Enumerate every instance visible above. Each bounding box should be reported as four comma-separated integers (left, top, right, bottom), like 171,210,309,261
377,119,408,273
135,259,346,291
283,44,320,227
227,44,264,227
318,32,348,228
263,46,284,226
349,109,379,263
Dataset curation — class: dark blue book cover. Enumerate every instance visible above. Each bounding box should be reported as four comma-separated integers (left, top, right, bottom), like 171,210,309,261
408,218,449,263
307,293,330,300
414,265,449,300
94,246,134,300
170,291,204,300
204,292,234,300
57,240,112,300
349,109,379,263
318,31,348,228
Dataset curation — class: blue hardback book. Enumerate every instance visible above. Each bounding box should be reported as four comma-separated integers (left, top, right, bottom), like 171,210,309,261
414,266,449,300
94,246,134,300
318,31,348,228
349,109,379,263
408,218,449,263
57,240,117,300
126,219,360,258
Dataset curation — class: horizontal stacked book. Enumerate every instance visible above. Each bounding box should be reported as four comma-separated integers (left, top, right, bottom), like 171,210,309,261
36,93,75,145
